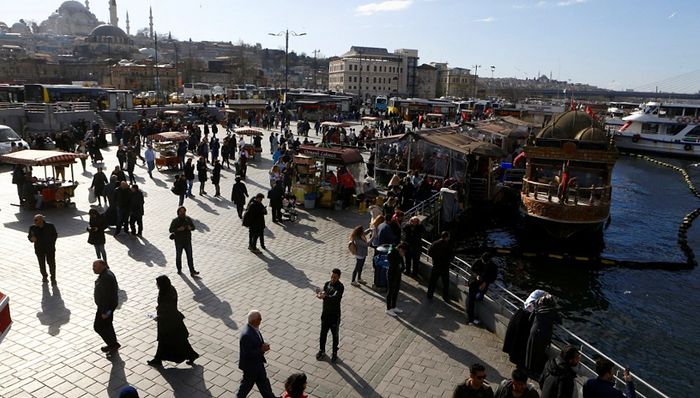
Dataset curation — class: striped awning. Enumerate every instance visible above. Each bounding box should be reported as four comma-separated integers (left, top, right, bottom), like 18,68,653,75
148,131,189,142
0,149,87,166
234,127,264,136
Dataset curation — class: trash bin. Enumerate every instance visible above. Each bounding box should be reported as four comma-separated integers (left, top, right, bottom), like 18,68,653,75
303,192,317,209
373,244,392,289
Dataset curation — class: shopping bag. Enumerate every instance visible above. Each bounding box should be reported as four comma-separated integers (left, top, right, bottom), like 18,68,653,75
88,187,96,204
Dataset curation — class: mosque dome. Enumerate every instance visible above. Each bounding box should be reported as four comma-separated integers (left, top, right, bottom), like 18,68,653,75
58,1,87,12
39,1,100,36
537,111,607,142
89,24,128,40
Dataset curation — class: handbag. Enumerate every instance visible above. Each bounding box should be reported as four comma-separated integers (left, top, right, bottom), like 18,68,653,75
88,187,96,204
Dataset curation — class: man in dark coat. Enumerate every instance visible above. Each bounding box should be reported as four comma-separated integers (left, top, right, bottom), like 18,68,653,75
236,310,276,398
231,177,249,219
28,214,58,284
90,167,108,206
526,295,561,376
168,206,199,276
12,165,24,203
196,156,208,196
245,194,267,253
267,181,284,223
427,231,454,302
583,357,636,398
114,181,131,236
93,259,120,355
129,184,145,236
385,243,408,317
316,268,345,363
466,252,498,325
495,368,539,398
211,160,222,197
539,345,580,398
184,158,196,197
452,363,494,398
402,216,426,277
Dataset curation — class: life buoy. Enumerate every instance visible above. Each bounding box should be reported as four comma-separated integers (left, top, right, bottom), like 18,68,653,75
677,116,685,123
683,117,692,124
684,144,693,151
632,134,641,143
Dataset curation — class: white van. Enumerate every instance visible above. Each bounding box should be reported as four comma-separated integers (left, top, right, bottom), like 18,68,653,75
0,125,29,155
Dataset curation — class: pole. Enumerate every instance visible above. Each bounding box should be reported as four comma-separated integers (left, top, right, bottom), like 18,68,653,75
472,64,480,98
155,33,160,97
313,49,320,91
285,29,289,95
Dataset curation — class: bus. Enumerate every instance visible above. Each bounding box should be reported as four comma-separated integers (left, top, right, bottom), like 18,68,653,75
374,95,388,112
0,85,25,103
388,98,456,121
23,84,108,104
182,83,212,99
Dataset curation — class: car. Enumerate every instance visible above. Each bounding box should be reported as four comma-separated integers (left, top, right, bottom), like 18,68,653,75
0,125,29,155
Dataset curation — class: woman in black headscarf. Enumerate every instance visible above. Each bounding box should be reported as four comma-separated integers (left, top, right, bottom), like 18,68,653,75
147,275,199,367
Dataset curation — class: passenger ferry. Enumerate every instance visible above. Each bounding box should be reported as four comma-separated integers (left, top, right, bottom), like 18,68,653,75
614,101,700,158
520,111,618,239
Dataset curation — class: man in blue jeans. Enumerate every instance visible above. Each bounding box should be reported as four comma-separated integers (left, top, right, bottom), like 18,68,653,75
168,206,200,276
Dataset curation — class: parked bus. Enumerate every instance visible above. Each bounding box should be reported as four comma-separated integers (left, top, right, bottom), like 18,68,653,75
374,95,388,112
23,84,108,104
182,83,212,99
388,97,456,121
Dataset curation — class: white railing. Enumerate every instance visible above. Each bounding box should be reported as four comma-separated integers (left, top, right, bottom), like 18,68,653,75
25,102,93,113
522,179,612,205
420,239,670,398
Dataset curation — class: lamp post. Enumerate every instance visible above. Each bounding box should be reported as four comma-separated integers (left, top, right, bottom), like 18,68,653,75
472,64,481,98
268,29,306,97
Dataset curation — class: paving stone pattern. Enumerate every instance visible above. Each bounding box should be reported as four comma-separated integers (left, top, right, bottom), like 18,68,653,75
0,125,514,397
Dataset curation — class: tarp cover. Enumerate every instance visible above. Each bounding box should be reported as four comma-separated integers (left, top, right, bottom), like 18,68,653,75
0,149,87,166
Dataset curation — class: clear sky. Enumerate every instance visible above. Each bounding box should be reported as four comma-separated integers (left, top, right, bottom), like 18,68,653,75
4,0,700,92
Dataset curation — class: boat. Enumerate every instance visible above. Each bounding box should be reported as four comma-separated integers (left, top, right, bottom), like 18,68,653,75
520,111,618,240
614,101,700,158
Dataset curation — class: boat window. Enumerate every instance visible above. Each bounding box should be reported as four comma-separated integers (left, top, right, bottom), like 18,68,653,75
667,124,686,136
684,108,698,117
686,126,700,138
641,123,659,134
665,107,683,118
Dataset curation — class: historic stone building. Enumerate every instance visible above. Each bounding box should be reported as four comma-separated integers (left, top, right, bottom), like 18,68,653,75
39,1,101,36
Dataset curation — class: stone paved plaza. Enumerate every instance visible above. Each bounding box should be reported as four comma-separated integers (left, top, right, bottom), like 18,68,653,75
0,128,514,397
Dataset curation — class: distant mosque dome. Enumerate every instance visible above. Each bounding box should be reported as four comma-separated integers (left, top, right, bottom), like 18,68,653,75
139,47,156,58
89,24,129,41
39,0,100,36
10,22,30,35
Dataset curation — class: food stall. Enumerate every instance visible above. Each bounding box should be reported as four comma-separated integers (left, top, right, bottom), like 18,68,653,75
148,131,188,171
0,149,87,208
296,144,364,209
234,127,264,159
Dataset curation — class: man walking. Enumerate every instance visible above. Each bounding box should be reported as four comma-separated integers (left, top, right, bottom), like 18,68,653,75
231,177,249,219
184,158,196,197
114,181,131,236
93,259,120,355
316,268,344,363
168,206,200,276
427,231,454,302
129,184,144,236
245,193,267,253
268,181,284,223
28,214,58,284
236,310,276,398
144,145,156,178
540,345,580,398
452,363,494,398
402,216,425,277
386,243,408,317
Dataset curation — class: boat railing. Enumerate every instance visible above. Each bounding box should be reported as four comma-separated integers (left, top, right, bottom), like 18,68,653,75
419,238,670,398
522,178,612,205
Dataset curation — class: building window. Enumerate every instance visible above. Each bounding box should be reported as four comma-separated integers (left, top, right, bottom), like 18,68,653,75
373,66,377,72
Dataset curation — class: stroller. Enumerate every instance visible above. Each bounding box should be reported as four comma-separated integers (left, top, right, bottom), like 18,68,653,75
281,193,299,222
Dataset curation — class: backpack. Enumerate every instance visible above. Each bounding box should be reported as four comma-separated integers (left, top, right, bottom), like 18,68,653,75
348,240,357,255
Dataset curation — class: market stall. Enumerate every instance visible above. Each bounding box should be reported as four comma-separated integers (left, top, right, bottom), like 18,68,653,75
234,127,264,159
148,131,189,171
0,149,88,208
296,144,365,209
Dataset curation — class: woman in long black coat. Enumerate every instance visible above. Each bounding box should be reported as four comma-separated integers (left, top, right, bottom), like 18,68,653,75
525,295,561,377
147,275,199,367
90,168,109,206
196,156,208,195
211,160,222,197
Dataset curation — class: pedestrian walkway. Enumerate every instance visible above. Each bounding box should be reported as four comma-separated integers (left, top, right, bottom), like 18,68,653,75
0,127,514,397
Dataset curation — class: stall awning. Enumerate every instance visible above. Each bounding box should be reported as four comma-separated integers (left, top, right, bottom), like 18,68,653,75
361,116,382,122
234,127,264,136
148,131,189,142
0,150,87,166
299,145,364,165
320,121,352,128
163,110,181,115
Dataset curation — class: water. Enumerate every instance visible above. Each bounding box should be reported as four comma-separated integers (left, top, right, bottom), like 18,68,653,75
482,156,700,397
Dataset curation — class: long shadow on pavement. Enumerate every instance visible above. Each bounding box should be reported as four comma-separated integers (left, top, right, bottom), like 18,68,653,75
106,353,130,398
189,196,220,215
330,360,381,398
36,284,71,336
181,275,238,330
2,207,90,237
124,236,168,267
259,250,316,291
157,364,213,397
281,220,324,244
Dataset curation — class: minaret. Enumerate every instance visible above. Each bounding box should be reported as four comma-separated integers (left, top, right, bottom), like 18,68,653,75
125,11,130,35
85,0,90,11
109,0,118,27
149,7,154,40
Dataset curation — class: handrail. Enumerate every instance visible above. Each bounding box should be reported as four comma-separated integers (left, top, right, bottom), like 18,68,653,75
522,178,612,205
419,238,670,398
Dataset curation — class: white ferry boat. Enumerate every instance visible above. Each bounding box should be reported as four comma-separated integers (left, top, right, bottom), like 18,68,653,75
614,101,700,158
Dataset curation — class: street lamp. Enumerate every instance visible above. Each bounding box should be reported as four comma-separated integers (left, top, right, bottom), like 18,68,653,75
490,65,495,79
472,64,481,98
268,29,306,96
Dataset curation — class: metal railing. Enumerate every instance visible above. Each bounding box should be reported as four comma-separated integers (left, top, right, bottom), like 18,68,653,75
419,238,670,398
522,179,612,205
25,102,92,113
0,102,24,110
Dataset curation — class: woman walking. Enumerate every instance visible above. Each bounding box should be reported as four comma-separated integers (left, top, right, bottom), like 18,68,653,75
211,159,222,197
90,167,109,206
87,208,108,263
349,226,369,287
147,275,199,367
196,156,208,196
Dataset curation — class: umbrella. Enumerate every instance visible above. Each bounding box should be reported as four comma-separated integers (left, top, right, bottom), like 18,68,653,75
148,131,189,142
461,141,506,158
0,149,86,166
234,127,264,136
